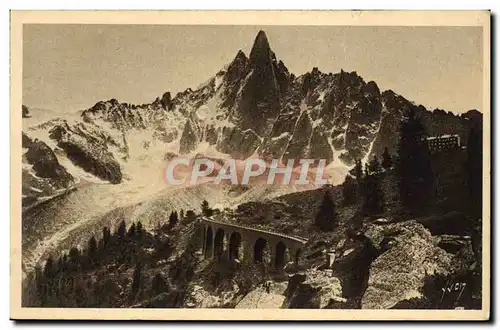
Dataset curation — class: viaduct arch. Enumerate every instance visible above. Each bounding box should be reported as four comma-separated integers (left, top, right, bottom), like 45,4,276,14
199,218,307,268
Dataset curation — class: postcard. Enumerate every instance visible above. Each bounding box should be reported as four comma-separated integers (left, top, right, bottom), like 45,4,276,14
10,10,490,320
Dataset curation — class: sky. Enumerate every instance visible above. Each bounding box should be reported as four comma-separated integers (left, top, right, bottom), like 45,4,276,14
23,25,483,114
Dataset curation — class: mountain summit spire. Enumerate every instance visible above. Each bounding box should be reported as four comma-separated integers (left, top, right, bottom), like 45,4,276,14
249,30,272,65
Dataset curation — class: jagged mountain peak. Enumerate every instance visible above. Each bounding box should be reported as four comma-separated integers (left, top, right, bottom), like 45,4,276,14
249,30,273,66
225,49,249,78
235,49,247,61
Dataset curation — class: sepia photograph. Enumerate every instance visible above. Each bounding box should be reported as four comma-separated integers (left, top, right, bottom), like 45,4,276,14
10,10,490,320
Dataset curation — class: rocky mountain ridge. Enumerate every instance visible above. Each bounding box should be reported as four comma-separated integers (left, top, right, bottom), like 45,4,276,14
22,30,481,198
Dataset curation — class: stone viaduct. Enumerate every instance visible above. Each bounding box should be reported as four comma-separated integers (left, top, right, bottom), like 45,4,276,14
199,217,308,268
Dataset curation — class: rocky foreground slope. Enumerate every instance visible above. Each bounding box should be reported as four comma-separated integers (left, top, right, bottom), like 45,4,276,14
23,184,481,310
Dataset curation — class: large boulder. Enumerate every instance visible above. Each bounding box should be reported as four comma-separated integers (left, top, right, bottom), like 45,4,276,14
362,221,454,309
283,269,344,308
332,231,379,302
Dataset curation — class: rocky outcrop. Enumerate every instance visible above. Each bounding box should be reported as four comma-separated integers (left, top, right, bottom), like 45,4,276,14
332,231,379,302
231,31,285,137
49,122,123,184
160,92,173,110
362,221,454,309
22,132,33,148
217,126,262,159
23,136,74,187
22,133,74,206
82,99,149,130
283,269,344,308
22,105,30,118
179,118,200,154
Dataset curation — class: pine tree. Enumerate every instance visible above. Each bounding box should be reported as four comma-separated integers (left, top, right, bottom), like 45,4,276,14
186,210,196,221
362,172,385,215
397,107,433,208
102,226,111,247
368,155,381,175
127,223,136,237
342,175,357,206
354,159,364,199
180,209,185,220
34,265,45,305
136,221,144,239
116,220,126,239
314,191,337,231
382,147,393,170
151,273,168,295
349,159,363,180
169,211,178,227
201,200,214,217
87,236,98,266
68,247,80,270
57,255,65,274
43,256,55,279
131,261,142,294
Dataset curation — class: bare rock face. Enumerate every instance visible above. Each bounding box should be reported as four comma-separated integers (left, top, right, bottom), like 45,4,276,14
22,133,74,205
216,126,261,159
49,122,123,184
179,118,200,154
24,137,74,187
362,221,454,309
231,31,285,137
82,99,148,130
219,50,250,111
257,68,384,165
282,111,313,160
